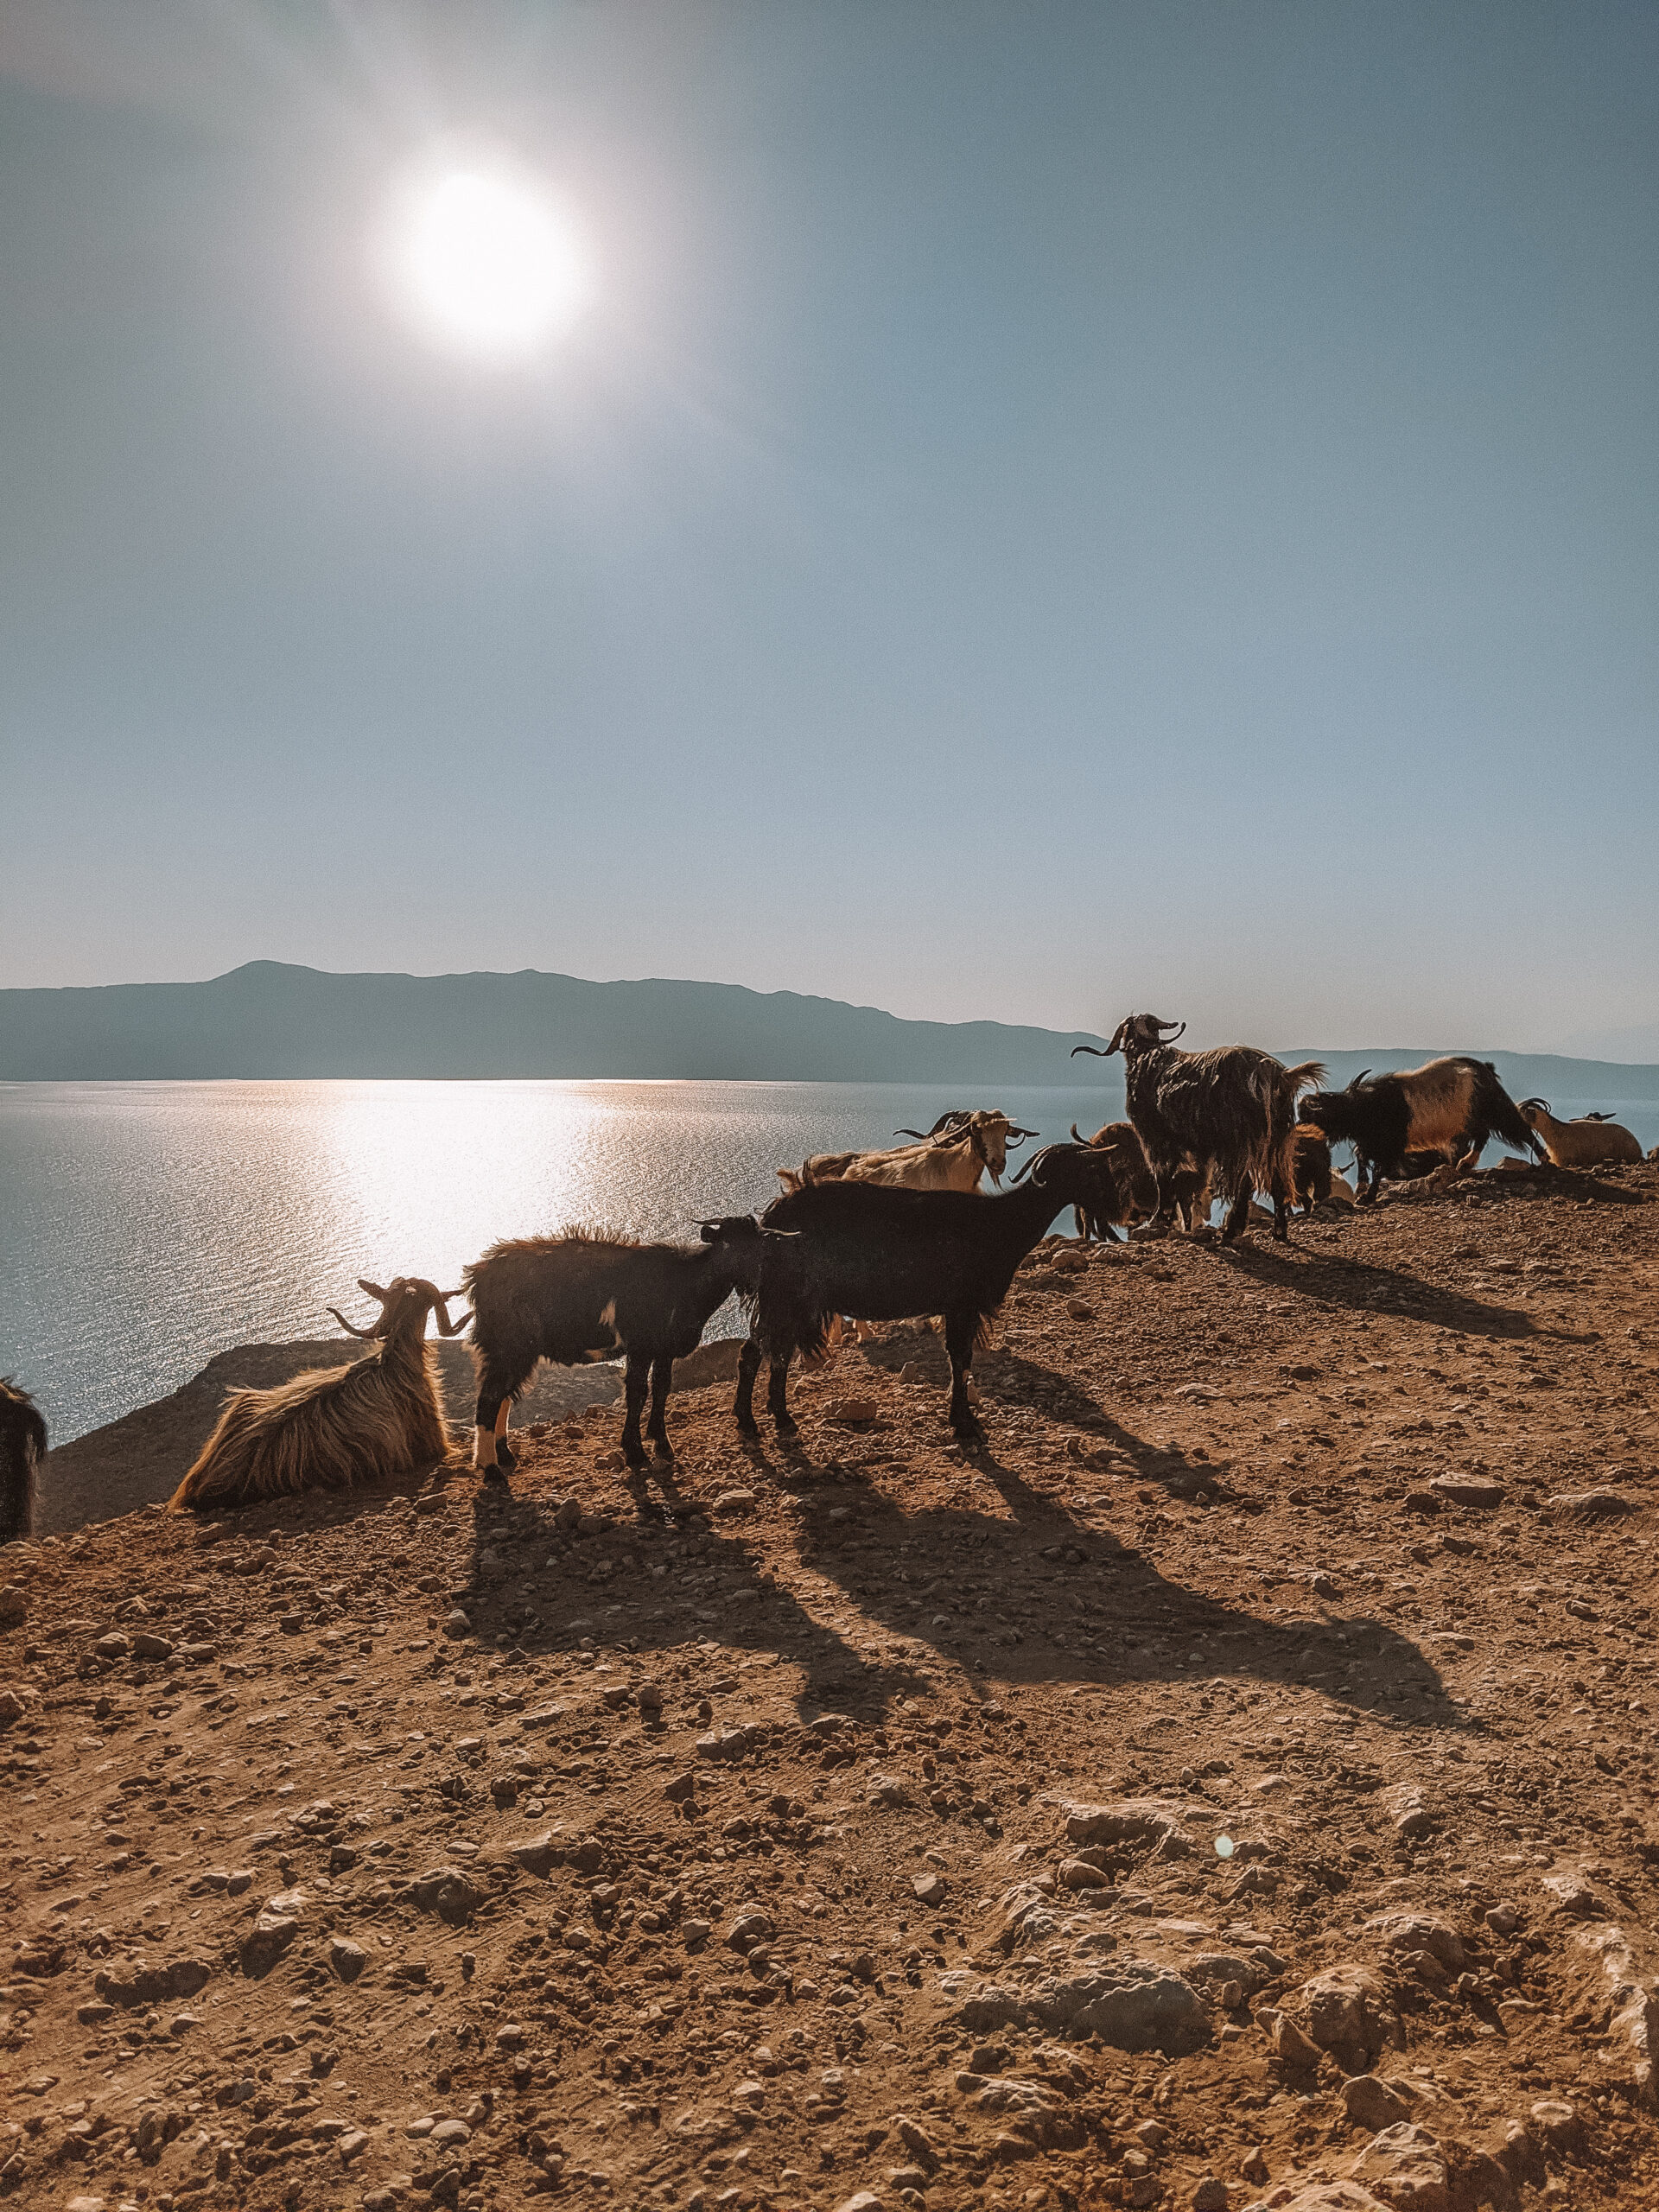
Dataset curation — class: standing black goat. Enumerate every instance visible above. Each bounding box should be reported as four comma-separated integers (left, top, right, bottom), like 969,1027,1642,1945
1299,1058,1542,1202
734,1141,1128,1447
1,1378,46,1542
1072,1014,1325,1243
464,1219,779,1478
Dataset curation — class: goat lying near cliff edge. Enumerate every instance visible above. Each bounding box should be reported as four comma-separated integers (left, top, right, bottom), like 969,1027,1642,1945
465,1219,777,1477
169,1278,467,1511
1518,1100,1643,1167
1072,1014,1325,1242
734,1142,1128,1448
1,1378,46,1542
1299,1058,1543,1202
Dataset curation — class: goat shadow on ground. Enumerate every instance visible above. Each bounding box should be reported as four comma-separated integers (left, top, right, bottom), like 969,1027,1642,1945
852,1333,1222,1500
1204,1240,1538,1340
442,1423,1464,1744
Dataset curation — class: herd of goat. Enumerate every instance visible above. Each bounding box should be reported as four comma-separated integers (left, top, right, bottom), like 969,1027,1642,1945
1,1020,1651,1535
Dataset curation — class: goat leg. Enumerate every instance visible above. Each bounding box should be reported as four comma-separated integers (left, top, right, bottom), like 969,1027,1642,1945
646,1354,675,1459
767,1346,798,1438
1221,1185,1252,1242
1268,1166,1293,1242
621,1351,651,1471
472,1375,519,1478
943,1312,984,1445
734,1339,762,1436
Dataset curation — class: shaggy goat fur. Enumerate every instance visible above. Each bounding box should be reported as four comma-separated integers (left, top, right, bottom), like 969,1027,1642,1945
1072,1014,1325,1243
1300,1058,1542,1201
736,1143,1129,1446
1519,1099,1643,1168
464,1220,771,1476
1,1378,46,1542
168,1277,463,1512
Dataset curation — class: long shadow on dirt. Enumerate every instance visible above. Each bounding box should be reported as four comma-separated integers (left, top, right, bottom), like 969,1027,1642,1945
443,1421,1462,1743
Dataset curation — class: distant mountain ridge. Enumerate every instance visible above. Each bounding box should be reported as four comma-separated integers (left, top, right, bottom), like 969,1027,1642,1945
2,962,1657,1096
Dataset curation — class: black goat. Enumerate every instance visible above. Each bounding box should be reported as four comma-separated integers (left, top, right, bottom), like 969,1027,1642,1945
464,1220,777,1478
734,1141,1127,1447
1298,1058,1542,1203
1,1378,46,1542
1067,1119,1159,1241
1072,1014,1325,1243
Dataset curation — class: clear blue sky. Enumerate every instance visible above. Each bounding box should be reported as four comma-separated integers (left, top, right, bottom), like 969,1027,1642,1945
2,2,1655,1053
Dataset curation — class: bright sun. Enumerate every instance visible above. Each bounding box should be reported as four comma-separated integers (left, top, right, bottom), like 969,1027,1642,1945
382,160,589,364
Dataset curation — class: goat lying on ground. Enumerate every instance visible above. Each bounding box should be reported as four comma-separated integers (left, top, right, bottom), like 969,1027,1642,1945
778,1109,1038,1196
465,1219,776,1477
169,1278,466,1511
1,1378,46,1542
1067,1119,1160,1239
734,1141,1127,1448
1299,1058,1543,1202
1072,1014,1325,1242
1519,1099,1643,1167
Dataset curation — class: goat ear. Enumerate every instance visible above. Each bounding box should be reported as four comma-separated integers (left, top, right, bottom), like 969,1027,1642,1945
358,1278,391,1303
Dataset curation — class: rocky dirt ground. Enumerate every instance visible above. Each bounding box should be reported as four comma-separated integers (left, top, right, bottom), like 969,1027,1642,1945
3,1160,1658,2212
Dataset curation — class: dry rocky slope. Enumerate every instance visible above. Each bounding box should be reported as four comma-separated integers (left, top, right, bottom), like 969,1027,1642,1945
3,1162,1658,2212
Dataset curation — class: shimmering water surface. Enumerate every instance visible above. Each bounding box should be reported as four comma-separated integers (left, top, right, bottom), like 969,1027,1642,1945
3,1078,1653,1446
1,1079,1120,1442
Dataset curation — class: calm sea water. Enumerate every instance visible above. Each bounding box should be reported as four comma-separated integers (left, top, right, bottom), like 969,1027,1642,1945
0,1079,1120,1444
3,1078,1653,1447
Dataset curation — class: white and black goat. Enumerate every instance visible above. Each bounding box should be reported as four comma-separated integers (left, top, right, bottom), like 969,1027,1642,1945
1,1378,46,1542
1299,1058,1543,1201
464,1219,779,1478
734,1141,1128,1448
1072,1014,1325,1242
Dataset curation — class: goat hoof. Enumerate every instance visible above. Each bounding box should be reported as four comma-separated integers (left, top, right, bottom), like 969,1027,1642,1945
483,1465,511,1489
496,1441,518,1471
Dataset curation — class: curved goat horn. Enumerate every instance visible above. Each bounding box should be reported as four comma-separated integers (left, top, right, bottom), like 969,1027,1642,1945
432,1296,470,1338
1071,1043,1111,1058
327,1305,377,1339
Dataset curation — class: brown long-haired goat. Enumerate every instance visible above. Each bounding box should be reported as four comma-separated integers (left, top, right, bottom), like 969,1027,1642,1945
168,1278,467,1512
1,1378,47,1541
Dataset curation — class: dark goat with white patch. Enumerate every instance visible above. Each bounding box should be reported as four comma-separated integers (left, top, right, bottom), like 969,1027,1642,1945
1071,1014,1325,1243
1299,1058,1542,1203
734,1142,1128,1447
1,1378,46,1542
465,1219,777,1478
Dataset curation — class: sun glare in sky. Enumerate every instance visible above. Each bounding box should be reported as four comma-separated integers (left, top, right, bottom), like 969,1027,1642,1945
381,158,589,364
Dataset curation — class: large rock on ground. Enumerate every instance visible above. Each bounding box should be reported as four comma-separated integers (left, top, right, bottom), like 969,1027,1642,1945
944,1955,1209,2053
1246,2183,1390,2212
1349,2122,1449,2212
1059,1796,1200,1855
1300,1966,1399,2069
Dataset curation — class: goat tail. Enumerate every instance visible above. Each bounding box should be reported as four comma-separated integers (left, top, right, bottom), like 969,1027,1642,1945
1281,1060,1328,1097
1481,1072,1548,1160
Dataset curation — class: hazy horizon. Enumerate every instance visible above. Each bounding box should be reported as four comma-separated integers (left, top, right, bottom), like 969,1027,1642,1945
6,954,1658,1065
2,3,1655,1051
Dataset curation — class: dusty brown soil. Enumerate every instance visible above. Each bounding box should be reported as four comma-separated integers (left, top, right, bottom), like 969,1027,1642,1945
3,1162,1658,2212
